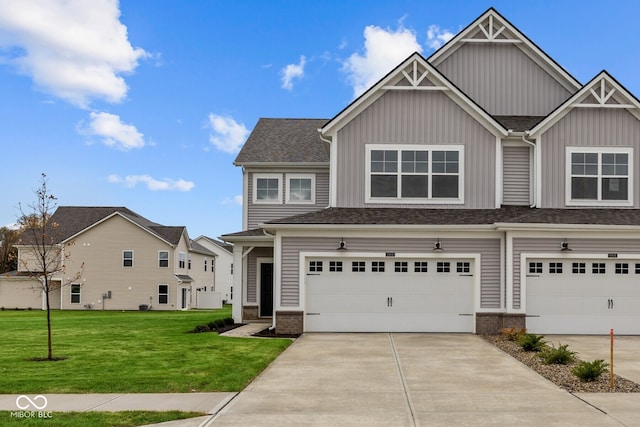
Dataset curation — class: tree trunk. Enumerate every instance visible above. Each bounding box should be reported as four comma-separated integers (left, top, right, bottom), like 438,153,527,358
45,279,52,360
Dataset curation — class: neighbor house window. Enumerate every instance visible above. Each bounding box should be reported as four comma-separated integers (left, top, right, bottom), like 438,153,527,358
123,250,133,268
204,259,207,272
179,252,186,269
253,173,282,204
566,147,632,205
158,284,168,304
367,145,463,203
188,255,192,270
70,284,81,304
159,251,169,268
230,263,233,275
286,174,315,204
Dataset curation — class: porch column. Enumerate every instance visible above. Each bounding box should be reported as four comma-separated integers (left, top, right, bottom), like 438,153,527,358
231,244,244,324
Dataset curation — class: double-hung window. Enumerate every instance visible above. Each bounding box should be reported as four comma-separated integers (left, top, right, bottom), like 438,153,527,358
158,251,169,268
566,147,633,206
253,173,282,204
367,145,463,203
123,250,133,268
286,174,315,204
70,284,81,304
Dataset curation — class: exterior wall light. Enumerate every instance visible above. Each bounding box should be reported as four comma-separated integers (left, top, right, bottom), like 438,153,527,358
433,238,443,251
337,238,347,251
560,239,572,251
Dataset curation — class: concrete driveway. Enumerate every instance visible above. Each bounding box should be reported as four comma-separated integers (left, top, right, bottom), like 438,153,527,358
208,333,629,426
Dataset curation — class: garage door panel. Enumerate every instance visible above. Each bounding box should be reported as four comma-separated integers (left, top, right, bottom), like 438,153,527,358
304,257,474,333
526,258,640,334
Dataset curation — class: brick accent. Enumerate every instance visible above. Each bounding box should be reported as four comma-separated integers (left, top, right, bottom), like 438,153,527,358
475,312,526,335
275,311,304,335
242,306,259,321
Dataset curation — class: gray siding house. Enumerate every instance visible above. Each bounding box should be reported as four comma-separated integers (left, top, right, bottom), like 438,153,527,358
222,8,640,335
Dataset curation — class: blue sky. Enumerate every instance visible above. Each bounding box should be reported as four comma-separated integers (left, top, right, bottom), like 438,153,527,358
1,1,640,239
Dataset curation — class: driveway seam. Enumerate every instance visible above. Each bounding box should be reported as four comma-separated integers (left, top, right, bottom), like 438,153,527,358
388,333,419,427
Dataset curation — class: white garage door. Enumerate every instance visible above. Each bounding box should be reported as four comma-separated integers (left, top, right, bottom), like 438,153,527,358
526,258,640,334
305,257,474,332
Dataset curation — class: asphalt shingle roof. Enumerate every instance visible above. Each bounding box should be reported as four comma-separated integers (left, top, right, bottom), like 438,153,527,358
263,207,640,227
234,118,330,164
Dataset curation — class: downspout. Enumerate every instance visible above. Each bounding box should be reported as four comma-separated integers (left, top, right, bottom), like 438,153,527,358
521,133,537,208
318,130,334,209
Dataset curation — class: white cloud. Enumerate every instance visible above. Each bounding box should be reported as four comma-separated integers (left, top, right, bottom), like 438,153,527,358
426,25,454,50
207,114,249,154
281,55,306,90
79,112,145,150
0,0,148,107
108,174,194,192
221,195,243,206
343,25,422,98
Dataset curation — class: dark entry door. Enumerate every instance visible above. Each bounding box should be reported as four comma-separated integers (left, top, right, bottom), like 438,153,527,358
260,263,274,317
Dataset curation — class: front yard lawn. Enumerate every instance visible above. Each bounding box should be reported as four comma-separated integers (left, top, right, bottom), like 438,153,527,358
0,309,291,393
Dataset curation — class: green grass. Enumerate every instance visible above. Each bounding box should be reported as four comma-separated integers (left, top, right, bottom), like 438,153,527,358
0,309,291,393
0,410,203,427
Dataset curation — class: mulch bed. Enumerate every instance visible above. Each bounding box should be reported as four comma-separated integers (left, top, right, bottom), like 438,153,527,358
483,335,640,393
252,327,300,339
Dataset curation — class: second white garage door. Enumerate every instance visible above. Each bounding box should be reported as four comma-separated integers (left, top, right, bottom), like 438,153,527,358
526,258,640,335
304,257,475,332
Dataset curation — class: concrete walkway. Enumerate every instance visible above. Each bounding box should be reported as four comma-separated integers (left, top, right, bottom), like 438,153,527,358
208,333,631,426
3,332,639,426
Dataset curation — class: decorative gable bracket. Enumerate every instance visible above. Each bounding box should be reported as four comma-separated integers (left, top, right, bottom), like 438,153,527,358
382,59,450,91
575,78,636,109
461,14,522,43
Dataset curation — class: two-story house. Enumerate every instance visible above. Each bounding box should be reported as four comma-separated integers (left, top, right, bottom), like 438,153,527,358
1,206,216,311
221,8,640,336
194,235,234,305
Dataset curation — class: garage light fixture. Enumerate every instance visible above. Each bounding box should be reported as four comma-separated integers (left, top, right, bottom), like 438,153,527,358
560,239,572,251
433,238,443,251
337,238,347,251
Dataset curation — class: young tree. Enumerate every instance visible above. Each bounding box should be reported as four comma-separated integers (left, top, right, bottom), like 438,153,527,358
0,226,18,273
17,174,83,360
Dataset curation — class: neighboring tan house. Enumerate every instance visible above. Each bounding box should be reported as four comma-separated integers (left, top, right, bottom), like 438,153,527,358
0,206,216,311
194,236,234,305
222,8,640,335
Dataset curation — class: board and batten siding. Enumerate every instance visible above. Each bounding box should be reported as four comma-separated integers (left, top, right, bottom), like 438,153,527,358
247,170,329,229
512,237,640,309
435,43,571,116
503,145,531,205
540,108,640,208
335,90,496,209
281,236,501,309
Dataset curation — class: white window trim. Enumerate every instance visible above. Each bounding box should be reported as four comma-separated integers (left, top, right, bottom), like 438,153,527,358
158,250,169,268
285,173,315,205
252,173,283,204
123,250,134,268
565,146,633,207
365,144,464,204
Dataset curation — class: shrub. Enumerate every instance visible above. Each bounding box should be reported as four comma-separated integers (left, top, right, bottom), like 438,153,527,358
207,321,218,330
500,327,526,341
214,319,226,329
224,317,234,326
192,324,211,333
518,333,547,352
572,359,609,382
538,343,576,365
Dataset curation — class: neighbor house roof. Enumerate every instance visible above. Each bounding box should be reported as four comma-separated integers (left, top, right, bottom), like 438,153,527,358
234,118,330,165
18,206,186,246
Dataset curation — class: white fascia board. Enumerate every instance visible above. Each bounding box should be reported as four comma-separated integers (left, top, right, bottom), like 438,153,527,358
262,223,498,235
529,72,640,137
429,9,581,92
268,227,500,240
497,227,640,238
235,162,329,169
321,52,507,139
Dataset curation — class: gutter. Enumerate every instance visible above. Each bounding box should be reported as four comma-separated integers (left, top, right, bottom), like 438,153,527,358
521,132,537,208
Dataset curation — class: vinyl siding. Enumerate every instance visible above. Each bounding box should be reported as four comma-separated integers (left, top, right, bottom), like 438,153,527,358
335,90,496,208
540,108,640,208
53,215,179,310
435,43,571,116
247,170,329,228
246,247,273,304
281,236,501,308
512,237,640,309
503,146,531,205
